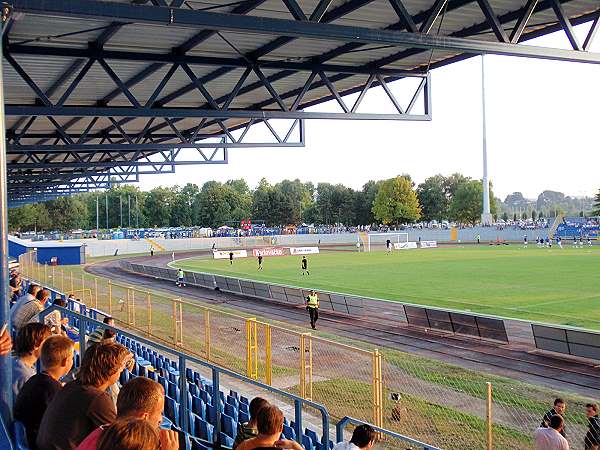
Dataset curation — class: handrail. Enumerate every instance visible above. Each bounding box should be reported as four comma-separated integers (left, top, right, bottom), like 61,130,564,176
336,416,441,450
39,305,330,449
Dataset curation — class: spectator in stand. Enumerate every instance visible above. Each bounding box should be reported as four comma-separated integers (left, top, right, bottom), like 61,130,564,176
77,377,177,450
534,415,569,450
233,397,269,449
332,424,377,450
12,323,52,397
14,283,41,307
45,297,66,335
96,419,160,450
89,316,115,345
11,288,51,332
541,398,567,438
584,403,600,450
236,405,302,450
37,341,133,450
14,335,75,449
10,272,23,304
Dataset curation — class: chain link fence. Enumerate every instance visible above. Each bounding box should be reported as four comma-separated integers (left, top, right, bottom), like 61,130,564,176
18,254,598,450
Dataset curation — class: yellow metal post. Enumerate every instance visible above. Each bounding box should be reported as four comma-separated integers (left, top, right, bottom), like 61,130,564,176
51,265,55,286
60,269,64,293
308,333,313,401
44,264,47,284
70,271,74,294
265,324,272,386
204,310,211,361
94,278,98,309
146,292,152,336
81,274,86,303
300,334,306,399
245,318,258,380
486,382,493,450
108,280,112,315
372,349,383,429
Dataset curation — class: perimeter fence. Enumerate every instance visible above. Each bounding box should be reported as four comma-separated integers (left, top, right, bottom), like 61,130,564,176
18,252,598,450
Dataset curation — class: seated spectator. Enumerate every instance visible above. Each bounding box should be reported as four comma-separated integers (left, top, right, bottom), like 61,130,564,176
534,415,569,450
236,405,302,450
96,419,160,450
10,272,23,303
46,298,67,335
37,341,133,450
11,288,51,332
89,316,115,346
332,424,377,450
14,335,75,449
77,376,171,450
12,323,52,397
585,403,600,450
14,284,41,307
233,397,269,449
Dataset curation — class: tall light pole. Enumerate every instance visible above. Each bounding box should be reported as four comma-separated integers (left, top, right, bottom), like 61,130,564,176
105,193,108,229
481,55,492,226
128,195,131,228
119,196,123,228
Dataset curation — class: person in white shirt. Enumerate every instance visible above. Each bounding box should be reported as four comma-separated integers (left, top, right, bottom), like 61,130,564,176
534,415,569,450
333,424,377,450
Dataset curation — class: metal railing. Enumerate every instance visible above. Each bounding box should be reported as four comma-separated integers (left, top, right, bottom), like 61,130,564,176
336,416,442,450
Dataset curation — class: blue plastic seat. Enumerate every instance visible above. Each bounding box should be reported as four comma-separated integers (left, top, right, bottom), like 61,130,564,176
239,402,249,415
306,428,319,445
189,436,212,450
224,403,238,422
219,432,234,448
192,396,205,419
193,417,214,442
165,396,179,426
221,413,236,438
199,390,212,406
229,389,239,400
167,381,179,400
302,434,315,450
226,395,238,408
283,424,296,440
205,405,217,426
240,395,249,405
239,410,249,424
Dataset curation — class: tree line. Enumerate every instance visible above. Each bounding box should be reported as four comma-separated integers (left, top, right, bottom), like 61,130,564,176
12,172,555,233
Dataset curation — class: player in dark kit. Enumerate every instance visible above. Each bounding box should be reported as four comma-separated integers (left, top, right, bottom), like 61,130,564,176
229,252,234,265
257,254,263,270
301,256,309,275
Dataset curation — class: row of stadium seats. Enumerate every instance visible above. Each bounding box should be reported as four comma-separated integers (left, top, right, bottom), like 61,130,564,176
117,334,333,450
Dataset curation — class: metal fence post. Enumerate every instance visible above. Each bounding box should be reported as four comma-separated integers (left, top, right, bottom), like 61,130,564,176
51,265,55,286
70,271,74,294
44,263,47,284
265,324,272,386
308,333,313,401
300,334,306,399
245,317,258,380
205,310,211,361
108,280,112,315
146,292,152,336
178,354,188,434
94,278,98,309
81,274,85,303
372,349,383,429
487,382,493,450
60,268,64,293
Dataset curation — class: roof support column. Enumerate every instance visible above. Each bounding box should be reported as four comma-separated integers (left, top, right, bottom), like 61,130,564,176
0,4,14,427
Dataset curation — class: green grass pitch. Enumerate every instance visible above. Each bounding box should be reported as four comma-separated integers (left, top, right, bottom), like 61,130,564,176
170,245,600,330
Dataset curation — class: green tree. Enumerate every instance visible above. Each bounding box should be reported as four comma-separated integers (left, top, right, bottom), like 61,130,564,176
372,176,421,225
521,211,528,220
144,187,174,227
416,175,448,221
355,180,381,225
448,180,497,225
44,196,89,231
592,189,600,216
513,213,517,221
444,173,470,199
531,210,537,221
252,178,273,225
501,212,509,222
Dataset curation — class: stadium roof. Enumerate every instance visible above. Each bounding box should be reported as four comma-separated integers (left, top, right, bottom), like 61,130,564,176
3,0,600,204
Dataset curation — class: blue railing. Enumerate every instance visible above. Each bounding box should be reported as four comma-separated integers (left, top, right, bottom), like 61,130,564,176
39,305,330,449
336,417,442,450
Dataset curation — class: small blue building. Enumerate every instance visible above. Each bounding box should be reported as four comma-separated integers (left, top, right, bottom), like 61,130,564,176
9,235,85,265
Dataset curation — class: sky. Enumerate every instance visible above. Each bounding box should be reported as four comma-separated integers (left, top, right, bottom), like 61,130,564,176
138,23,600,201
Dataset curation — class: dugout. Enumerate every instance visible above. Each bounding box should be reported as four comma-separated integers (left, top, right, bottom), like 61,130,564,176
9,235,85,265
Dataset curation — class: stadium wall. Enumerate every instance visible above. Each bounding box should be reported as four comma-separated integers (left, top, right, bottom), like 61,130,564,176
43,227,556,257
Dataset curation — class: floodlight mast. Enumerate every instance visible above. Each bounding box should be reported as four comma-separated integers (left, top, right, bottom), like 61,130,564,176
481,55,492,226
